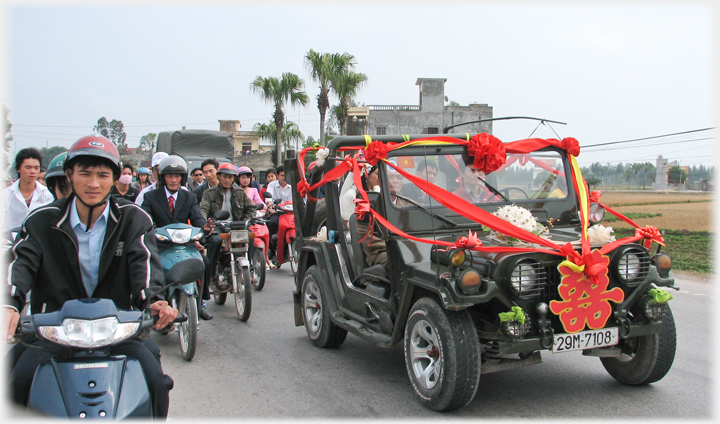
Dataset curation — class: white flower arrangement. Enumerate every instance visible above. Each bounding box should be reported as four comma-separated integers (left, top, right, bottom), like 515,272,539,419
484,205,549,246
586,224,616,245
315,147,330,166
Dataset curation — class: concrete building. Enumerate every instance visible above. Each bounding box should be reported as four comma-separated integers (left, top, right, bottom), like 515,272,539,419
218,120,274,181
346,78,494,136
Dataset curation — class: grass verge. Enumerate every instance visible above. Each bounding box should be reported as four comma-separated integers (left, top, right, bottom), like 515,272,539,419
614,228,713,274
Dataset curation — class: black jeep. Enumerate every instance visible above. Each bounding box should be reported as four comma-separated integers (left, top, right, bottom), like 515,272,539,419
287,133,677,411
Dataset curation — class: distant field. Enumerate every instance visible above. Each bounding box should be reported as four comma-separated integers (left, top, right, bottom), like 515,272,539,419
597,190,714,232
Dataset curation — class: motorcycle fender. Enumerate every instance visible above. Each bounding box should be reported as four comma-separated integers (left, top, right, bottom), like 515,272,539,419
285,230,295,244
237,257,250,268
180,282,197,296
28,356,152,419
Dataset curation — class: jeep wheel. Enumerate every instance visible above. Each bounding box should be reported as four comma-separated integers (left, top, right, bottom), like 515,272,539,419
404,297,480,411
312,200,327,235
600,306,676,385
302,265,347,348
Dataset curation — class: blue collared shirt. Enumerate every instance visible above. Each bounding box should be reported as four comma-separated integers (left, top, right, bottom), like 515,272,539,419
70,199,110,297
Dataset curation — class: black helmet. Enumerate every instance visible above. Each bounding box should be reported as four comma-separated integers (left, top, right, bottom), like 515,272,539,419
158,155,188,187
64,134,121,177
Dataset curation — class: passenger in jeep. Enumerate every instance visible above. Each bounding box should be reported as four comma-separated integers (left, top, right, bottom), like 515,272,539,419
400,158,438,204
355,161,410,268
452,153,500,203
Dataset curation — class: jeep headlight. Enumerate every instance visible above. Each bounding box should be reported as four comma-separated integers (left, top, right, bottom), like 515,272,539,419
510,259,545,298
38,317,140,348
588,202,605,224
611,246,650,286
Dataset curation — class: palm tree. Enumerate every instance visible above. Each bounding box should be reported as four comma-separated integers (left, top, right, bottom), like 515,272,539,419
250,73,309,166
305,50,357,145
253,121,305,157
330,70,368,135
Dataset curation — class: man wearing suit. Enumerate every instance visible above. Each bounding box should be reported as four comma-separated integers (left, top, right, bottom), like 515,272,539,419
141,155,215,320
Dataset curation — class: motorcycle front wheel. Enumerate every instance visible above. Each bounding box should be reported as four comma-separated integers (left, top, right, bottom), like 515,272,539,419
177,292,198,361
235,264,252,322
251,247,266,291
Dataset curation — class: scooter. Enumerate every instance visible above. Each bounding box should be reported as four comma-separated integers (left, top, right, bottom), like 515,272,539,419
249,210,269,291
209,208,263,321
155,223,205,361
17,282,188,418
263,192,298,275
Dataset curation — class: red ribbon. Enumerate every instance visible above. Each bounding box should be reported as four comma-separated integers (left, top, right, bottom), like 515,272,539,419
635,225,666,249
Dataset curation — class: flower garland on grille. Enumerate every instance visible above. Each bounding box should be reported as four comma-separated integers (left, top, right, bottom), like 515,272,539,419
295,133,666,333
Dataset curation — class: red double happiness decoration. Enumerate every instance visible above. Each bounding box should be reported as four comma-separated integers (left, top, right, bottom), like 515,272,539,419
295,134,665,333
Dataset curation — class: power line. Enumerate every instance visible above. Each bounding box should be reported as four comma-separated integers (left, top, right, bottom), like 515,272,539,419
582,127,715,148
582,136,714,153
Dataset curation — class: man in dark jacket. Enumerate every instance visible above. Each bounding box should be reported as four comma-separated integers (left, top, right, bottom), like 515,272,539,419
4,135,177,418
192,157,220,204
142,155,215,320
199,162,256,281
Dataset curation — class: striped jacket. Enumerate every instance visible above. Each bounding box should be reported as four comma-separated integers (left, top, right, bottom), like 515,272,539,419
5,194,164,314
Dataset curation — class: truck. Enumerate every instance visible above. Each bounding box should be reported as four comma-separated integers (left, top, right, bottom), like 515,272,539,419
156,129,234,175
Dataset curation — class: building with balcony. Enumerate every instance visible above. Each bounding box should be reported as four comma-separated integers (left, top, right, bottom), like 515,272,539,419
345,78,494,136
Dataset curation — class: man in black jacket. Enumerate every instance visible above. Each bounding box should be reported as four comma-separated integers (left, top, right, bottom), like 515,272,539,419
4,135,178,418
142,155,215,320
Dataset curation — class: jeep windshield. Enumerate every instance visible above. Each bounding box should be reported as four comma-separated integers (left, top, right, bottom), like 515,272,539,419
381,145,579,234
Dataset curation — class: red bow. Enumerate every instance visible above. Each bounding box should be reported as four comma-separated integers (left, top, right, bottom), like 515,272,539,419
454,230,481,249
364,140,390,166
635,225,665,249
561,137,581,157
297,180,311,199
589,190,602,203
466,133,506,174
354,198,372,220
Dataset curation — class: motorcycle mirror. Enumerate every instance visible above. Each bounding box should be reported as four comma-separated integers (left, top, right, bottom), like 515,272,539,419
255,203,265,210
213,210,231,221
274,198,282,204
262,191,273,199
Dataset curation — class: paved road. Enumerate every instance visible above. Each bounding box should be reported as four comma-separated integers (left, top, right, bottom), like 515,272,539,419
155,269,714,419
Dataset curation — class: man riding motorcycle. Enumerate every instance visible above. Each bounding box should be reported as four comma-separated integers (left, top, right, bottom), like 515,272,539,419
198,162,256,290
141,154,216,320
4,134,178,418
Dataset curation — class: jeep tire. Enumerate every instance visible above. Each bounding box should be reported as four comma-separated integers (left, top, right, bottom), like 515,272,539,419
404,297,480,411
600,305,677,385
302,265,347,348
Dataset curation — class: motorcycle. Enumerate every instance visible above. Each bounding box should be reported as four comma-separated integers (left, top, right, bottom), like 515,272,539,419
209,208,263,321
155,223,205,361
249,209,269,291
16,282,188,418
263,192,298,275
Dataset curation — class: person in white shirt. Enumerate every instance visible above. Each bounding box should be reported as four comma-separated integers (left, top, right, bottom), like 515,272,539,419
2,148,54,231
264,165,293,256
134,152,169,206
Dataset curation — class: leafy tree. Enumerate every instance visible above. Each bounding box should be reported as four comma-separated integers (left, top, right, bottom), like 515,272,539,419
668,166,687,184
93,117,127,153
250,73,309,166
305,50,357,146
585,176,602,190
330,70,367,135
40,146,68,168
4,105,13,170
252,120,305,165
138,132,157,153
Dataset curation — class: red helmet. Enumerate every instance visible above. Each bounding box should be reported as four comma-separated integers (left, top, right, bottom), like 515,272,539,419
217,162,237,176
64,134,121,176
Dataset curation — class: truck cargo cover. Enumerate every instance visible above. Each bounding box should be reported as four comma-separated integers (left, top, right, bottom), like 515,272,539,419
156,129,234,160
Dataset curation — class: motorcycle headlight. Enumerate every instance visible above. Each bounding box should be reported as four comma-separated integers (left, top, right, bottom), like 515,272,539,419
38,317,140,348
230,230,249,244
509,259,546,298
611,246,651,286
167,228,193,244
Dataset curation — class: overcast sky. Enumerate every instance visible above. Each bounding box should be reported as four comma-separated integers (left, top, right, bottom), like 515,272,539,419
2,1,717,168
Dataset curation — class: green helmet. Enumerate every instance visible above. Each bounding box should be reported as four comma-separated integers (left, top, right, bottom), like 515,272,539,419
45,152,68,179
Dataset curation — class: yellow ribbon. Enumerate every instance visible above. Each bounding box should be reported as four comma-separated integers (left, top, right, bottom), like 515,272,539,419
559,259,585,274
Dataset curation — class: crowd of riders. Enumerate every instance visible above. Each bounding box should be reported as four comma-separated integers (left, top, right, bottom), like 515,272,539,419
2,135,288,417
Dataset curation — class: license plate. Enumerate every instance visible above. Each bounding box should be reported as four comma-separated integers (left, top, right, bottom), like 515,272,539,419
552,327,619,353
